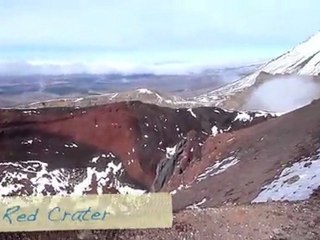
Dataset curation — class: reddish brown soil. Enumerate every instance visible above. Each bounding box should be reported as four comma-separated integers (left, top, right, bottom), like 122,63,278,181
167,99,320,210
0,101,270,193
1,100,320,239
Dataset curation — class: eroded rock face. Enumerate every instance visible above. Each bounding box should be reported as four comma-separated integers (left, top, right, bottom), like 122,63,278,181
166,99,320,211
0,101,274,197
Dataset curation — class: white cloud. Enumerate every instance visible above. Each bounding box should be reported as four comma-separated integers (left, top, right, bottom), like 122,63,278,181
0,0,319,50
0,0,319,76
244,76,320,113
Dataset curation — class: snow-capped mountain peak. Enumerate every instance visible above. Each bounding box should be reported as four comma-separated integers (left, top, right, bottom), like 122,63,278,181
194,32,320,107
264,31,320,75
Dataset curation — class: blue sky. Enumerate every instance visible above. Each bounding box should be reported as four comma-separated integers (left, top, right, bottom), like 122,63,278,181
0,0,320,74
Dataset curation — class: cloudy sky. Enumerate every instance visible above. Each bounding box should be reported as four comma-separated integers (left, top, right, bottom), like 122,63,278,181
0,0,319,74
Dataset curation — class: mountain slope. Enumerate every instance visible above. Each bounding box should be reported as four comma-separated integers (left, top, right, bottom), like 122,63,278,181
165,99,320,211
193,32,320,107
22,88,199,109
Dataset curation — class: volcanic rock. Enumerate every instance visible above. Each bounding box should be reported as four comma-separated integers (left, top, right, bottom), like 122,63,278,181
0,101,273,197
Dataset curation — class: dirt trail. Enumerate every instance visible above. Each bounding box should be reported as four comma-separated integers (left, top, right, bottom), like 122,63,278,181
1,198,319,240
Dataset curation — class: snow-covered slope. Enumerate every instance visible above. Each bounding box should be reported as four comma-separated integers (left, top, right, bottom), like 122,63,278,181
252,148,320,203
194,32,320,107
262,32,320,75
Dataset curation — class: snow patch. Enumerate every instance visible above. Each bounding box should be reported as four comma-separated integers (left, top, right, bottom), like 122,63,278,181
64,143,78,148
233,112,253,122
91,156,100,163
73,97,84,103
166,145,177,158
109,93,119,100
21,139,33,145
186,197,207,210
136,88,153,94
197,155,239,182
116,185,146,195
22,110,38,115
252,149,320,203
187,108,197,118
254,111,269,118
0,159,145,197
170,184,191,195
211,125,219,136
